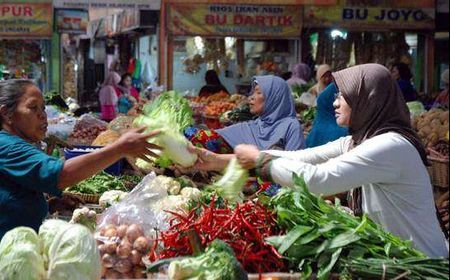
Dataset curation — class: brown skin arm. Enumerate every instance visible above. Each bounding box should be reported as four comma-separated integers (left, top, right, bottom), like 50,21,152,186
58,128,161,189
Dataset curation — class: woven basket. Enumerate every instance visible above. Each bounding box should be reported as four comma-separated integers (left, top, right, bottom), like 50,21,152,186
427,156,449,188
65,192,100,204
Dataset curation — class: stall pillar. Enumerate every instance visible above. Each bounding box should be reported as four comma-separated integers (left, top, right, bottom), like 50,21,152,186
159,1,168,88
425,33,435,96
51,33,61,93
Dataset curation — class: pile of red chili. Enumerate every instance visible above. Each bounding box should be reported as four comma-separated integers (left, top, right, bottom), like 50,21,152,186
148,198,287,273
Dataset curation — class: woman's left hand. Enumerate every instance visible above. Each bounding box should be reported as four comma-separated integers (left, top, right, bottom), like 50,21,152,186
234,144,260,169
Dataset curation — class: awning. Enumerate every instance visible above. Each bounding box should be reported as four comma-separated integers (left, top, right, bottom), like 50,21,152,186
53,0,161,10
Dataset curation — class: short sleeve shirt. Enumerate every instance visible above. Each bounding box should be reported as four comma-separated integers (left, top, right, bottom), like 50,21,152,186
0,131,64,238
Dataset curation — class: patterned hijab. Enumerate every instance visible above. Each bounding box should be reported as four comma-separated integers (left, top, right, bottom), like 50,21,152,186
217,75,303,150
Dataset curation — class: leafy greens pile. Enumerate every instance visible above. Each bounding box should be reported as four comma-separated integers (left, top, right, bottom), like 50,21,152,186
67,172,142,195
133,91,197,168
266,175,449,279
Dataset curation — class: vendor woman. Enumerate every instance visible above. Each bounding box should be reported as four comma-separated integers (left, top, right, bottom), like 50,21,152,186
185,75,305,172
233,64,448,257
0,79,161,238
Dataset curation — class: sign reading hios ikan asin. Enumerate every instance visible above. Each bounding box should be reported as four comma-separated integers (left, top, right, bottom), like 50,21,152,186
0,2,53,38
168,4,302,37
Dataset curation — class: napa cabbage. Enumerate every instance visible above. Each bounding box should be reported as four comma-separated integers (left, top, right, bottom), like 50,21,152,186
212,157,249,203
134,91,197,168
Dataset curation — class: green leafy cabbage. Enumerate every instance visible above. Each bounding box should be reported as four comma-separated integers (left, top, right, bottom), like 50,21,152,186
40,220,101,280
0,221,101,280
0,227,46,280
134,91,197,168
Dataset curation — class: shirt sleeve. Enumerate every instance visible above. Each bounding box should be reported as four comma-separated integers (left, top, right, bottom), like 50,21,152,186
263,136,350,165
268,135,401,195
1,142,64,196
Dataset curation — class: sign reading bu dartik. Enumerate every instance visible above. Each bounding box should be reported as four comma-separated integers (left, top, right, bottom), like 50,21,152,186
168,4,302,37
0,1,53,38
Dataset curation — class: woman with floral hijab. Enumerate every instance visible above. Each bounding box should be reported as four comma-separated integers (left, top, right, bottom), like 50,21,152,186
234,64,448,257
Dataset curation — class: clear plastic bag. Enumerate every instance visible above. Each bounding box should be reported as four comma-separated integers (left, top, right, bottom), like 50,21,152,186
95,173,170,279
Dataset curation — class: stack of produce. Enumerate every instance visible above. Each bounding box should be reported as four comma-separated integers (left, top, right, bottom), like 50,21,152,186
96,223,150,279
220,104,255,125
0,220,101,280
204,101,236,118
148,198,286,274
147,159,285,274
66,172,142,197
266,175,449,279
189,92,247,118
412,109,449,153
133,91,197,169
67,115,108,146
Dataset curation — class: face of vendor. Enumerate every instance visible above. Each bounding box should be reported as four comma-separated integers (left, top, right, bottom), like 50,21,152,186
9,85,47,143
249,85,265,115
333,92,351,127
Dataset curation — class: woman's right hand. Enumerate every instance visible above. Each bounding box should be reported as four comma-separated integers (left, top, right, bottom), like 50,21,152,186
114,127,162,162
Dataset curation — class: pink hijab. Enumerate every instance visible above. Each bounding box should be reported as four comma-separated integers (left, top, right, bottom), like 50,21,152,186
99,71,120,105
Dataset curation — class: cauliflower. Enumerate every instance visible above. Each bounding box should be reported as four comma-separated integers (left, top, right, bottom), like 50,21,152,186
70,207,97,232
152,195,190,213
99,190,128,208
180,187,201,201
153,175,181,195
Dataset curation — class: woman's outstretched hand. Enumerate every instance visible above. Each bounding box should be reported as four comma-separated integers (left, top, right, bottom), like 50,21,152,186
234,144,260,169
114,127,162,163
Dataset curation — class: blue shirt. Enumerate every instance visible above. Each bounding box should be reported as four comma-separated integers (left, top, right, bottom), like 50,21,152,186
0,131,63,238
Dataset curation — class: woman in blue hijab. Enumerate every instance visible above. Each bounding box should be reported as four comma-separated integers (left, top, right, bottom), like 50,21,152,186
185,75,304,171
305,83,348,148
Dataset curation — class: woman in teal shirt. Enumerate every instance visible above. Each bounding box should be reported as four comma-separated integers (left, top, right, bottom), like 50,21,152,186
0,79,160,238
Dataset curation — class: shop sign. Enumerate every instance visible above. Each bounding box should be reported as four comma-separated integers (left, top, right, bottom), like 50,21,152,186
53,0,161,10
168,4,302,37
304,6,435,30
165,0,336,5
56,9,89,34
117,9,140,32
0,1,53,38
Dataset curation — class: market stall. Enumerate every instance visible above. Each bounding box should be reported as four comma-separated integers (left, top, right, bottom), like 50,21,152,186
302,0,436,93
0,0,54,91
158,0,329,94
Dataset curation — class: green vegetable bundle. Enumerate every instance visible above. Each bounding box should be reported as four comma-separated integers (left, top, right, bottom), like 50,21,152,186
340,257,449,280
134,91,197,168
67,172,141,195
266,175,448,279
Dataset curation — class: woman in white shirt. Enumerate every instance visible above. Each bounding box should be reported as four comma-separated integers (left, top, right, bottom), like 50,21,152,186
231,63,448,257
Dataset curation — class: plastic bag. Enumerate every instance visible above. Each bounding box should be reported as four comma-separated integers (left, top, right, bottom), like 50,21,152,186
76,114,108,129
95,172,170,279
